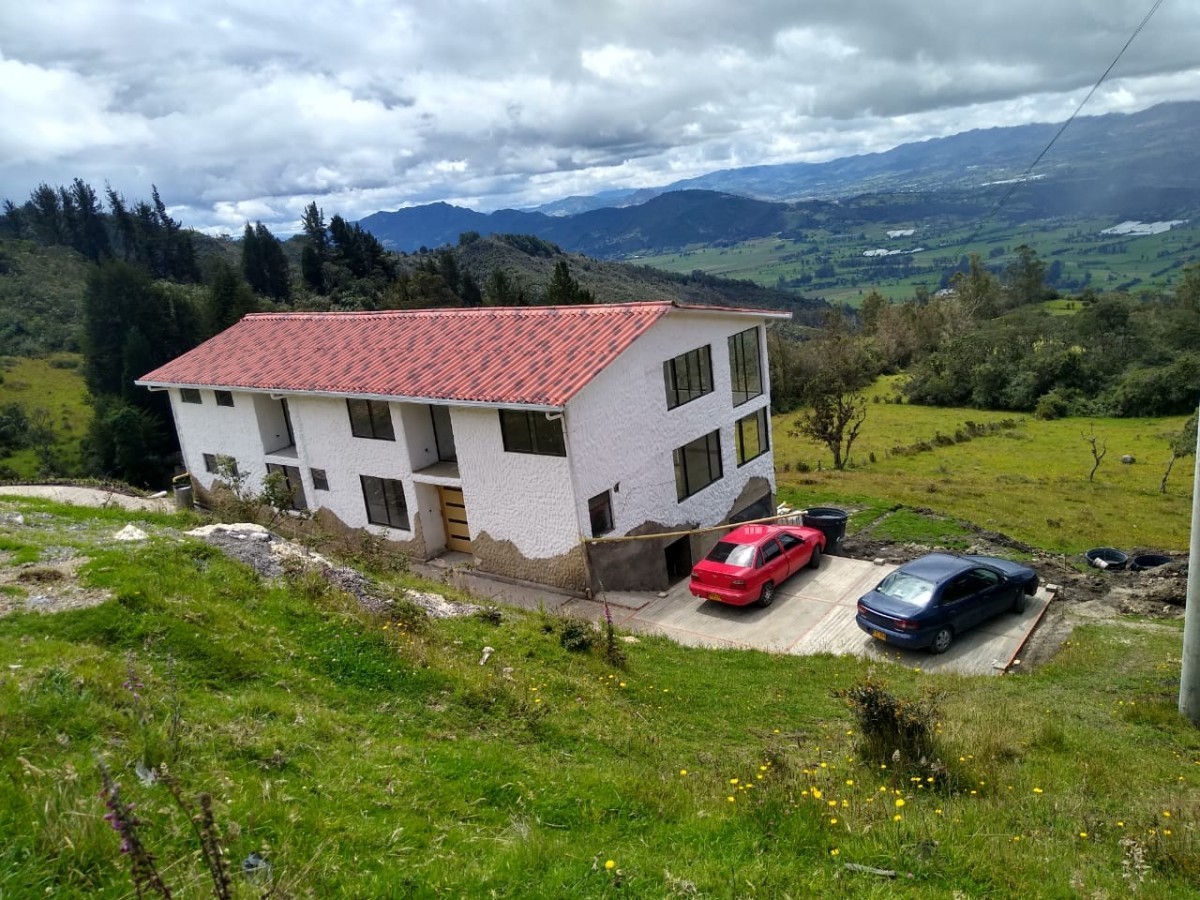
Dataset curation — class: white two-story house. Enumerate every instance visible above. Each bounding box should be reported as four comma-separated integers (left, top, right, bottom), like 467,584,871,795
136,301,789,593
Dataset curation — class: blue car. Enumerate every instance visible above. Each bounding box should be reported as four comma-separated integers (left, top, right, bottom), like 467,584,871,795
855,553,1039,654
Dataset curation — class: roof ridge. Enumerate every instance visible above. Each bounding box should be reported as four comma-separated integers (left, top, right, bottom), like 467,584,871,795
243,301,676,321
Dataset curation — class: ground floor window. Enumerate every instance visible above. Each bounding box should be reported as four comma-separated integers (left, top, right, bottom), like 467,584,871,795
735,406,770,466
673,430,723,501
203,453,237,477
588,490,614,536
266,463,308,511
360,475,409,530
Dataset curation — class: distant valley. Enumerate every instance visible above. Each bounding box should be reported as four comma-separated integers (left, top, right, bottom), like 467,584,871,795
358,102,1200,303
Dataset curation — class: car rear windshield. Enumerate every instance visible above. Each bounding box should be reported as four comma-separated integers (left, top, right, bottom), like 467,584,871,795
875,572,935,607
705,541,756,568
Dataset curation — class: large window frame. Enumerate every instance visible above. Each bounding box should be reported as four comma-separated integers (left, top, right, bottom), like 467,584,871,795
347,399,396,441
673,430,723,501
729,327,764,406
735,406,770,466
664,345,714,410
360,475,409,530
499,409,566,457
266,463,308,511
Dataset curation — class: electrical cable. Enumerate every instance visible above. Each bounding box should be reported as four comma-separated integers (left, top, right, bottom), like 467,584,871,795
958,0,1167,250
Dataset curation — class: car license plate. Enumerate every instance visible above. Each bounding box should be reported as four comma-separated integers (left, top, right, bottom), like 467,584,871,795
871,629,887,642
708,593,721,602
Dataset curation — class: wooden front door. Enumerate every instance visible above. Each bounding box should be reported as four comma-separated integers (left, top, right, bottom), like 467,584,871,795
438,486,471,553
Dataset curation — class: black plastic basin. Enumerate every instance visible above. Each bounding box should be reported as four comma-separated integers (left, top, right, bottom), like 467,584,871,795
1130,554,1171,572
1085,548,1128,570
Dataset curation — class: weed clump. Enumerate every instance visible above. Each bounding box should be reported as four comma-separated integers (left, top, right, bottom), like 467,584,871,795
559,619,596,652
836,676,943,773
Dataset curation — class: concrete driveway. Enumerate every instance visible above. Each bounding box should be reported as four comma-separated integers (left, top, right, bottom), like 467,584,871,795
586,555,1052,676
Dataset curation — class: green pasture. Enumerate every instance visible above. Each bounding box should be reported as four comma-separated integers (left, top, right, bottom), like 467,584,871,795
637,217,1200,307
1,497,1199,897
0,353,90,476
774,377,1194,554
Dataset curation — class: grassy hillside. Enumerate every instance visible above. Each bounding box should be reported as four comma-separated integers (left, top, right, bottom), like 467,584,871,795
0,354,90,477
774,377,1194,554
1,497,1198,897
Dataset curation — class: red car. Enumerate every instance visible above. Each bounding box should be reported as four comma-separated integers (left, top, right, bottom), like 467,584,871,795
688,524,826,607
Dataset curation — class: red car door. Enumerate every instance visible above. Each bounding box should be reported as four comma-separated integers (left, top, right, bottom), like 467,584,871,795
758,538,789,586
776,532,809,576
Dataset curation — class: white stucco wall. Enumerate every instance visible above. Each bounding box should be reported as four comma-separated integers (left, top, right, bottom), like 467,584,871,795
451,406,579,558
173,389,420,539
565,311,776,538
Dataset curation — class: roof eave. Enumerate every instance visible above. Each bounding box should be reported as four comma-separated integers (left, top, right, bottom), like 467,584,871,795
133,379,564,412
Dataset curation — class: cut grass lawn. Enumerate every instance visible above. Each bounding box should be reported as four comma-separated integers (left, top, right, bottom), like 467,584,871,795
775,377,1194,554
1,497,1199,897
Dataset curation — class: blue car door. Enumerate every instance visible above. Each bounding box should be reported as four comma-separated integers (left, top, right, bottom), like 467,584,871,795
939,574,981,632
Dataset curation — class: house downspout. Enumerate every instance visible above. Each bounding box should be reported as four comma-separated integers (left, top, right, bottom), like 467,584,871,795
549,409,595,599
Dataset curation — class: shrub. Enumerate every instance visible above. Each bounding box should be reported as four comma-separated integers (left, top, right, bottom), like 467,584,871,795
836,676,940,769
559,620,596,653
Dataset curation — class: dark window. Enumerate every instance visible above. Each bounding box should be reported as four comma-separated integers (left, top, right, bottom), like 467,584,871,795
180,388,202,404
347,399,395,441
430,405,457,462
266,463,308,511
664,345,714,409
311,468,329,491
499,409,566,457
215,390,234,407
942,575,976,605
735,406,770,465
588,491,614,536
761,539,782,563
203,454,237,477
360,475,409,530
729,327,763,406
673,430,723,501
778,532,801,551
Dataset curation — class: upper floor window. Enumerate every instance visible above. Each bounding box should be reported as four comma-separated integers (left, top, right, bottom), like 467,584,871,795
215,390,235,407
673,430,723,501
729,328,763,406
347,399,395,441
735,407,770,466
500,409,566,457
180,388,202,404
664,345,713,410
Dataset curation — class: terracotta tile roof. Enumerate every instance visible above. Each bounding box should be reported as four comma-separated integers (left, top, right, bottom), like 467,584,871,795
138,301,783,408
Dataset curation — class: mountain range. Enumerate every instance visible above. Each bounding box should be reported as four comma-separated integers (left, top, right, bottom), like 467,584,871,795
358,102,1200,258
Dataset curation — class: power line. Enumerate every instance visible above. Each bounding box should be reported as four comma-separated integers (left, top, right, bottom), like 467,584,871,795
959,0,1167,250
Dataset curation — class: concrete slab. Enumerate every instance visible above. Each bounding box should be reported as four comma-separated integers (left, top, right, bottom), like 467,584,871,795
594,554,1051,677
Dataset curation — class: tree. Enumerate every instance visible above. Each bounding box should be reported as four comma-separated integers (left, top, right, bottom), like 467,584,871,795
1082,427,1107,483
1161,413,1198,494
241,222,290,301
545,259,594,305
858,290,887,335
300,202,329,292
788,319,876,470
1003,244,1047,308
206,261,258,336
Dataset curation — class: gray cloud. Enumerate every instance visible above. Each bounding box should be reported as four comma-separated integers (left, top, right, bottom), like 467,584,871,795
1,0,1196,234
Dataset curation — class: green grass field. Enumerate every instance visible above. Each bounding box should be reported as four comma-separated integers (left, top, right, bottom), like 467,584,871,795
0,354,90,477
1,496,1199,897
774,378,1194,554
638,217,1200,306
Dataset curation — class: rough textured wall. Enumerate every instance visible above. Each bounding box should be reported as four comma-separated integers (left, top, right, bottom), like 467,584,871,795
472,531,588,592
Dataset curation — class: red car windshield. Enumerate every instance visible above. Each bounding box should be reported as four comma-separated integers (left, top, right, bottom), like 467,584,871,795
705,541,757,568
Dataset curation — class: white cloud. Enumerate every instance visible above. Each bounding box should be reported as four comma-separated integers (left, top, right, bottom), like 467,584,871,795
0,0,1196,233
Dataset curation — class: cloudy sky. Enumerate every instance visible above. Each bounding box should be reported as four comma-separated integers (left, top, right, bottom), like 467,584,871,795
2,0,1196,235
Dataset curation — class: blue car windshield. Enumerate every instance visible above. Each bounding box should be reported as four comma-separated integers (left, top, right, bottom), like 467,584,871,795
706,541,757,568
875,572,935,608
